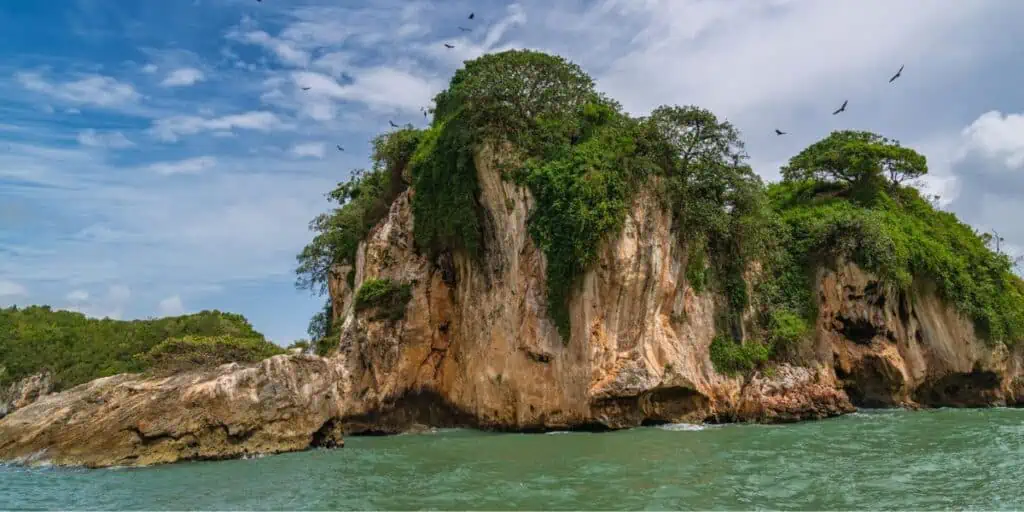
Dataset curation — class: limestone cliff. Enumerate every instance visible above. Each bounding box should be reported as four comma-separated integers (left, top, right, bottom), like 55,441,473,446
0,355,345,468
327,147,1024,432
0,372,52,419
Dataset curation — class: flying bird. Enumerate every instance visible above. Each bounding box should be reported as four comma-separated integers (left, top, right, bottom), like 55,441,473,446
889,64,904,83
336,145,344,152
444,43,455,49
775,129,786,136
301,86,311,91
458,26,472,32
468,12,475,19
832,100,848,115
389,120,399,128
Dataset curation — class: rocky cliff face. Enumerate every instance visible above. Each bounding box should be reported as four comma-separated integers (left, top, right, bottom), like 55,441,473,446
0,355,346,468
0,372,52,419
325,147,1023,433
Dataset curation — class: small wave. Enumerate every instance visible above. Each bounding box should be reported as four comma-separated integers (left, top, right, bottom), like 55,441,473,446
657,423,708,432
545,430,573,435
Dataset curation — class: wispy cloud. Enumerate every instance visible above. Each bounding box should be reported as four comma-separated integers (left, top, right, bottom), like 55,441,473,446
0,280,28,298
16,71,140,108
63,284,131,320
291,142,326,159
157,294,185,316
160,67,205,87
77,129,135,149
147,156,217,176
149,111,288,142
227,29,310,68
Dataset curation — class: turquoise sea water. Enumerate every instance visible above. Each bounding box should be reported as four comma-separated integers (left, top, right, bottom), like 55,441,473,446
3,408,1023,510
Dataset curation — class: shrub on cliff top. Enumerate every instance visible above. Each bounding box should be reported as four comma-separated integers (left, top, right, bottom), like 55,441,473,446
138,335,284,374
354,278,413,322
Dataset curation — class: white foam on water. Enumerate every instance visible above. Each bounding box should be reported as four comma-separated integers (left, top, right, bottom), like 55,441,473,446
545,430,573,435
657,423,708,432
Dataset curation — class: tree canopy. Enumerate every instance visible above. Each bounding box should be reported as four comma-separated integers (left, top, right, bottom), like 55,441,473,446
781,130,928,191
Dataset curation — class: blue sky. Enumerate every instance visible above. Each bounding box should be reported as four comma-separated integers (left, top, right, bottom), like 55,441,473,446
2,0,1024,345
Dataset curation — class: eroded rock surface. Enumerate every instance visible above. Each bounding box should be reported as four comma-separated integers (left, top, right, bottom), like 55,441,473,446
0,372,52,419
0,355,345,468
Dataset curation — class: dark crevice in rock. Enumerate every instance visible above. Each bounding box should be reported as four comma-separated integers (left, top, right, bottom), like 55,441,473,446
341,389,479,435
898,292,911,324
913,370,1002,407
522,348,552,364
436,251,457,288
835,315,879,345
310,418,345,448
838,355,905,408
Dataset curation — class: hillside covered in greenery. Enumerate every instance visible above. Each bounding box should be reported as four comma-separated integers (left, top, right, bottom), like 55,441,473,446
297,49,1024,371
0,306,283,390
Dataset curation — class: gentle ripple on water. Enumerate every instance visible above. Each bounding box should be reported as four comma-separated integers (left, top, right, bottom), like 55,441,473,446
2,408,1023,510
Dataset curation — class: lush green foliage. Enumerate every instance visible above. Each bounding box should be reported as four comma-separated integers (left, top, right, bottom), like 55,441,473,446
354,278,413,322
306,299,338,356
296,128,423,295
768,179,1024,344
286,339,311,351
781,130,927,193
409,118,483,257
137,335,284,374
0,306,266,390
709,336,770,375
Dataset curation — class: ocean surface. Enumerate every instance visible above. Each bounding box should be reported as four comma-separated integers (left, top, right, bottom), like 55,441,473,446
3,408,1023,510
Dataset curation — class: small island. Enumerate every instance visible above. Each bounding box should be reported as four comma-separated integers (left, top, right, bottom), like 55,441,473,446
2,50,1022,468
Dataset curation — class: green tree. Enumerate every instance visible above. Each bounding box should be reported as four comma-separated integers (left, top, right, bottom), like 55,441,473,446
432,49,598,149
781,130,927,190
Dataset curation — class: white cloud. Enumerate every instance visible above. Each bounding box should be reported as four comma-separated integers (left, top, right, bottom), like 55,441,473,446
142,63,158,74
595,0,998,117
229,29,310,67
64,285,131,320
290,142,326,159
77,129,135,149
147,156,218,176
0,280,27,297
290,68,438,114
149,111,287,141
960,111,1024,169
157,295,185,316
161,67,206,87
65,289,89,302
16,72,141,108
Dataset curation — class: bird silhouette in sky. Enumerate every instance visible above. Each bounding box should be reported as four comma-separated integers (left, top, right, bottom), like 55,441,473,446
389,120,399,128
336,145,344,151
444,43,455,49
889,64,904,83
832,100,848,115
468,12,475,19
775,129,787,135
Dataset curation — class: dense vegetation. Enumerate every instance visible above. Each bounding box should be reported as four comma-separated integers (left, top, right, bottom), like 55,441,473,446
138,335,283,375
296,49,1024,375
354,278,413,322
0,306,273,390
